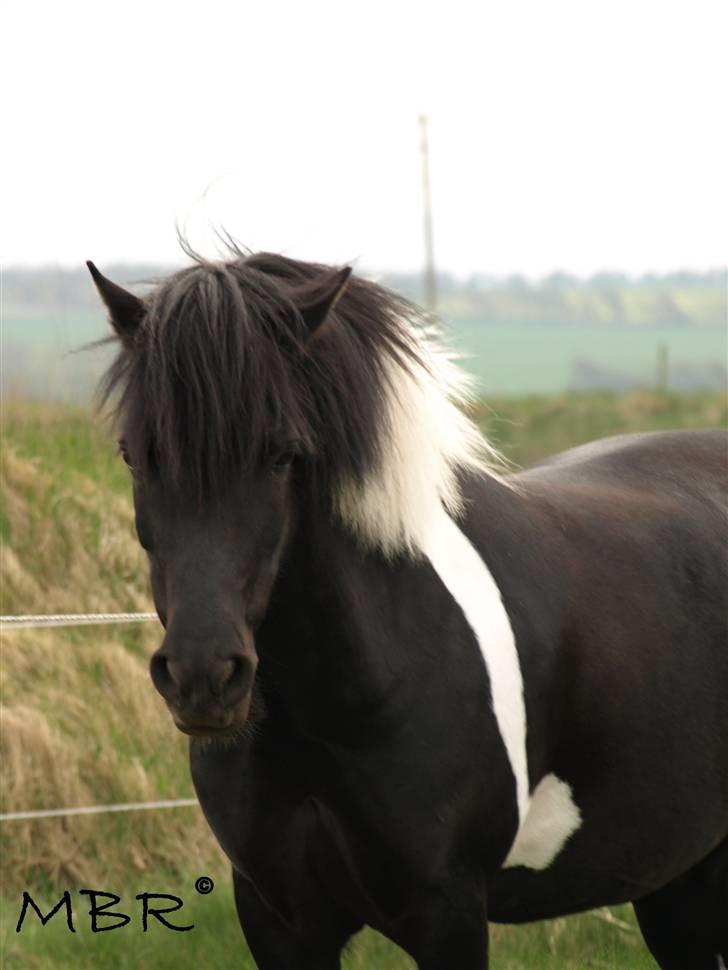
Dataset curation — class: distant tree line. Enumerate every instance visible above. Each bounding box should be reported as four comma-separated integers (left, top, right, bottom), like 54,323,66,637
3,264,725,328
384,268,725,327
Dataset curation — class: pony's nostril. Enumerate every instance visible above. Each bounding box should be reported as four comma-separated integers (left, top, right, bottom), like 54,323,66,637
150,645,253,710
220,658,237,685
216,654,252,702
150,652,175,696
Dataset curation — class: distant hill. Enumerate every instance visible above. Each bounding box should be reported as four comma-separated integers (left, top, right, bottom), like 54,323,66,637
3,264,726,328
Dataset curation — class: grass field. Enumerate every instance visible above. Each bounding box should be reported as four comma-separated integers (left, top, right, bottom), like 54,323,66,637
3,312,726,400
1,392,726,969
453,320,727,395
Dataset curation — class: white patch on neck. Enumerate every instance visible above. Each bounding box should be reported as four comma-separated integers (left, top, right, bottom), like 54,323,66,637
421,506,530,824
334,329,505,556
717,957,727,970
503,773,582,870
333,321,583,869
421,509,583,869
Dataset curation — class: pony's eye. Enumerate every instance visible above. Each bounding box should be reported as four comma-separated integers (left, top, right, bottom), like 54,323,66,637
272,442,300,472
118,439,133,468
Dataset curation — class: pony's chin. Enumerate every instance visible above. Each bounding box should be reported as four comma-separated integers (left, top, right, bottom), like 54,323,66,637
172,717,246,738
171,694,253,738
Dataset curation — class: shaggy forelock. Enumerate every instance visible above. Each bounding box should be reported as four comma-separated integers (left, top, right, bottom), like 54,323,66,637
100,252,419,500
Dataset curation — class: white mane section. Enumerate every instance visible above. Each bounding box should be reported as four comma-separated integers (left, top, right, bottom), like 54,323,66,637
333,325,505,557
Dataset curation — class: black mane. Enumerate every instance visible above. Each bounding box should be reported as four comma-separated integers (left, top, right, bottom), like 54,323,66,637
100,252,422,498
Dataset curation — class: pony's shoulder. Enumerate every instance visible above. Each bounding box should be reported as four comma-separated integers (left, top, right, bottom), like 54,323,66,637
517,429,727,480
512,429,728,517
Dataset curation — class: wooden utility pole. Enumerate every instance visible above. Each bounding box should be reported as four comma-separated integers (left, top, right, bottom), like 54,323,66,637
656,341,669,392
419,114,438,311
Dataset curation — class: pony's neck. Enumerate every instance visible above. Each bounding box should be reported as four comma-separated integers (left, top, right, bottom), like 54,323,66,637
258,502,428,742
259,472,520,745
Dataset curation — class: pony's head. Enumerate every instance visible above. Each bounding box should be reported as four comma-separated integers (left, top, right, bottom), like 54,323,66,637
90,252,494,736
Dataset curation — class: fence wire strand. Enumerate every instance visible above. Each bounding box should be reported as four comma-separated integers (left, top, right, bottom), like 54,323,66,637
0,612,158,629
1,610,188,823
0,799,199,822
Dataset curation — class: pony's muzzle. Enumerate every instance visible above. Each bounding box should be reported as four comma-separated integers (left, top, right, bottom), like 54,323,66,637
149,645,256,735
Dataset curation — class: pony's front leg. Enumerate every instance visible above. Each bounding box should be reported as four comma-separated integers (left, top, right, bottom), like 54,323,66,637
394,882,489,970
232,868,357,970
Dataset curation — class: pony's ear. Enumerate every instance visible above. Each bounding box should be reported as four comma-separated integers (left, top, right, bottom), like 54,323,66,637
87,261,145,344
299,266,352,341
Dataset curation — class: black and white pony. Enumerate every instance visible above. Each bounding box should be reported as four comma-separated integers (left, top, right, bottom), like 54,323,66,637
89,252,728,970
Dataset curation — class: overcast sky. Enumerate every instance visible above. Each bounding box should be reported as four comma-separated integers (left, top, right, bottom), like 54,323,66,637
3,0,726,277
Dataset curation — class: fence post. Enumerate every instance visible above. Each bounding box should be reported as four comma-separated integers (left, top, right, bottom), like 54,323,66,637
656,342,669,392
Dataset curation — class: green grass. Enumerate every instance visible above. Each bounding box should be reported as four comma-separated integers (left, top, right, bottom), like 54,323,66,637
477,390,727,467
451,320,726,396
0,400,129,495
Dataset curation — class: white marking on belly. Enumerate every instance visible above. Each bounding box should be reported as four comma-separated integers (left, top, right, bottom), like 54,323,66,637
421,507,530,823
716,956,727,970
503,773,582,870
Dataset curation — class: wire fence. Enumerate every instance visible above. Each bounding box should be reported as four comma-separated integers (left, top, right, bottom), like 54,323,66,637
0,610,197,823
0,800,198,822
0,612,158,630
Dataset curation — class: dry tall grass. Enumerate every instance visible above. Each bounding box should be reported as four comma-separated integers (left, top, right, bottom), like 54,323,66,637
1,430,225,891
